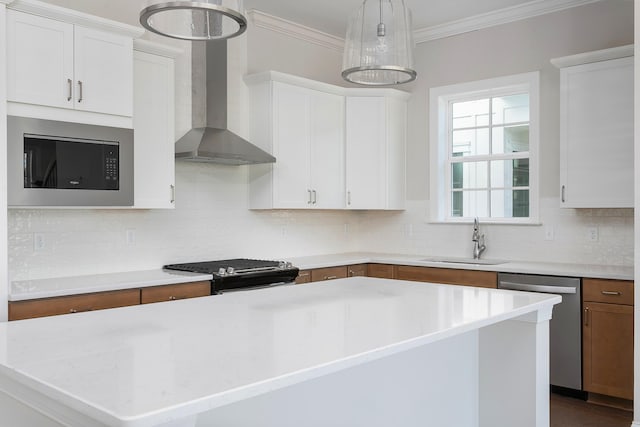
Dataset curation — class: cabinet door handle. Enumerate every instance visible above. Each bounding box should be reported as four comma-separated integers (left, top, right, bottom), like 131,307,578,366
312,190,317,204
347,191,351,206
67,78,73,101
170,184,175,203
561,185,566,203
77,80,83,102
324,275,338,280
584,307,589,327
307,190,312,204
601,290,622,296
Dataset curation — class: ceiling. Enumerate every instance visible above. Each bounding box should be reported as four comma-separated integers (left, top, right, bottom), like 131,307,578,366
242,0,553,37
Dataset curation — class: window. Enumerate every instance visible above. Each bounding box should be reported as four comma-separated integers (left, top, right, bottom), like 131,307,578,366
429,72,539,223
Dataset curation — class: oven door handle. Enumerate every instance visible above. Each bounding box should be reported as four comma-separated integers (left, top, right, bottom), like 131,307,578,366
499,281,577,294
217,281,294,294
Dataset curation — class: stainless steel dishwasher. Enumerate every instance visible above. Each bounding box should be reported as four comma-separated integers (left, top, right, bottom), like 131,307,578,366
497,272,582,392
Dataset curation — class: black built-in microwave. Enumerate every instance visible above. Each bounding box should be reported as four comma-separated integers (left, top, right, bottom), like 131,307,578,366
8,116,134,207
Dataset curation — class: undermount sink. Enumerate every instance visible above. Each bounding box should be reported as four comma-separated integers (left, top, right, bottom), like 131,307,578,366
420,257,507,266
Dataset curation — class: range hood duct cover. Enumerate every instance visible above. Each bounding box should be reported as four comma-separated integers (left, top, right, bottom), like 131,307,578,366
175,40,275,165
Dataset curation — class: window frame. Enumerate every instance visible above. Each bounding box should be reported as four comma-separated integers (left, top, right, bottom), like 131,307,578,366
429,72,540,224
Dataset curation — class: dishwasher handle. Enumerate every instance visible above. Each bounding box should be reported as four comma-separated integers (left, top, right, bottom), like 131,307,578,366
499,281,577,294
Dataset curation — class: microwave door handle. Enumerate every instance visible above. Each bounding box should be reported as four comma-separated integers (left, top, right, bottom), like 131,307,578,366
24,150,34,187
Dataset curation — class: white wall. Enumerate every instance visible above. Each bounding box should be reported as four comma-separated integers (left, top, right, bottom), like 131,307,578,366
357,0,634,264
6,0,635,283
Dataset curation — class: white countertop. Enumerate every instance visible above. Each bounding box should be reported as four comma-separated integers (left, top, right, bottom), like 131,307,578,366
0,278,559,427
9,270,213,301
286,252,634,281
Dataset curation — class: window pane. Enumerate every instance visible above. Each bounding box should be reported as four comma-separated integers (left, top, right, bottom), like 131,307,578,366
451,190,488,217
490,159,529,188
492,125,529,154
492,94,529,125
452,161,488,189
452,99,489,129
490,189,529,218
452,128,490,157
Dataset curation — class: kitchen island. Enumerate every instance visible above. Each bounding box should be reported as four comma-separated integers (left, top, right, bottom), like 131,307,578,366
0,277,559,427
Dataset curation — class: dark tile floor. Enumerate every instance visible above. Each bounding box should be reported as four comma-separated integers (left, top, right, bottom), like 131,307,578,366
550,393,633,427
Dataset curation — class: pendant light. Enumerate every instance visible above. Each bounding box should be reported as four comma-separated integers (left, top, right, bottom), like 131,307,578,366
342,0,416,86
139,0,247,41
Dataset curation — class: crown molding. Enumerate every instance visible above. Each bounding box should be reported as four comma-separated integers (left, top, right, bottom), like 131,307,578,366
246,9,344,52
134,39,183,59
247,0,602,50
8,0,144,38
414,0,602,43
551,44,634,68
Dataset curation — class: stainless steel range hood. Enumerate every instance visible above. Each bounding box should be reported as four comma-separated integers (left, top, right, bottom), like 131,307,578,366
175,41,275,165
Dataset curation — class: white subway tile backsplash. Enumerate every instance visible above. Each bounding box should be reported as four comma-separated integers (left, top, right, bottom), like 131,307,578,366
8,163,633,282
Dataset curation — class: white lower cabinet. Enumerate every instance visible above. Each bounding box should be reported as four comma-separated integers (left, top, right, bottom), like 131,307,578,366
346,95,407,210
132,42,178,209
246,71,408,211
554,46,633,208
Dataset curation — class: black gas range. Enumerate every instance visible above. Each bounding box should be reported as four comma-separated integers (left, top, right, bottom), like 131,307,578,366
163,258,299,294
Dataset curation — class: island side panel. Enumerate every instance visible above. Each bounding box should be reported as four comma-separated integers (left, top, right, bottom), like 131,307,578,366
479,311,551,427
195,330,480,427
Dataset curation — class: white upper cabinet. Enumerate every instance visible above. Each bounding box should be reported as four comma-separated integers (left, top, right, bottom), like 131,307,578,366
345,95,407,210
553,46,634,208
247,74,345,210
245,71,408,211
7,11,74,109
133,41,179,209
73,26,133,116
6,6,140,121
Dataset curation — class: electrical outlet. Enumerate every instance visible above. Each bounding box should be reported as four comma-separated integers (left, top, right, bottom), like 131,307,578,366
34,233,45,251
343,223,349,236
406,224,413,237
587,227,599,242
544,226,554,241
126,229,136,245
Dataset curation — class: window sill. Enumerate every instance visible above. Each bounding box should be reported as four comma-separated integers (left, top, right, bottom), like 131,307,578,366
426,219,542,226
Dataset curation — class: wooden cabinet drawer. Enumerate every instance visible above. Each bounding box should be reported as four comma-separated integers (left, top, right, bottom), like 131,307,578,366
367,263,395,279
395,265,497,288
9,289,140,321
311,266,348,282
295,270,312,284
583,278,633,305
141,281,210,304
347,264,367,277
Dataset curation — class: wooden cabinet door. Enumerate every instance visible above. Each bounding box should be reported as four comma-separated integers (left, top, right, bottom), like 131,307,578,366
133,50,175,208
140,281,210,304
311,266,348,282
559,56,633,208
367,264,395,279
583,301,633,399
8,289,140,321
295,270,312,284
346,96,386,209
309,90,345,209
74,25,133,116
272,82,312,208
395,265,497,288
7,10,74,109
347,264,367,277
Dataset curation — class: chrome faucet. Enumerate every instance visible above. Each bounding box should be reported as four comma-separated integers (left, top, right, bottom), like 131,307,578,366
472,217,486,259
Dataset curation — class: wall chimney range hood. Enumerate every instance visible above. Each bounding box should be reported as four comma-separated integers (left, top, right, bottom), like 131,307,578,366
175,41,275,165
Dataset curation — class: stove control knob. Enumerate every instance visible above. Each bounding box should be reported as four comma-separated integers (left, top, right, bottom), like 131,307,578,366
218,268,227,276
286,262,293,269
227,267,235,275
279,261,286,269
